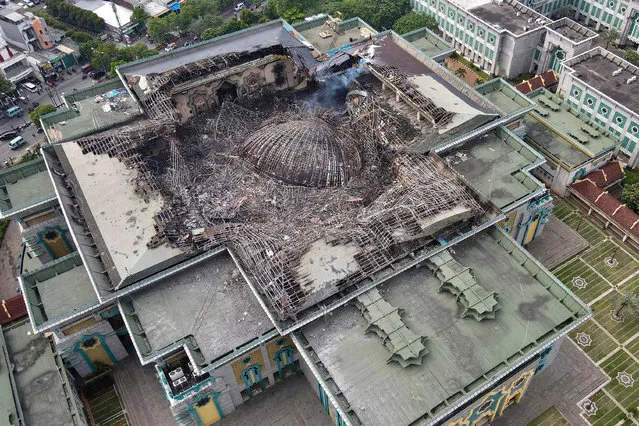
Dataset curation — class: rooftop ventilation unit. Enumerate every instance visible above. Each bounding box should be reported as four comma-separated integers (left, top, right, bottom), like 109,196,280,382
528,17,533,23
627,76,637,84
516,11,521,16
612,68,623,76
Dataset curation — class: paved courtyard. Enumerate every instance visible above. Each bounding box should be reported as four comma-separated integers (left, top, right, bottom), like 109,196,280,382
541,198,639,425
491,339,606,426
219,373,332,426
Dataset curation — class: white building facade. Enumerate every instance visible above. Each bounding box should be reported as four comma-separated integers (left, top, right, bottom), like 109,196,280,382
558,47,639,166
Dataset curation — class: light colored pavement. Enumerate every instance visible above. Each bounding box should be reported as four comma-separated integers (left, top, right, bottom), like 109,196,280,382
527,216,589,270
219,373,332,426
112,355,176,426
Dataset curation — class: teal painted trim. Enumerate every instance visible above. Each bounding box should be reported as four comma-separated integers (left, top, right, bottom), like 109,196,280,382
274,346,295,380
240,365,264,398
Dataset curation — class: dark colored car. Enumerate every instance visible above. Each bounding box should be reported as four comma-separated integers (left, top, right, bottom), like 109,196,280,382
0,130,19,141
88,70,106,80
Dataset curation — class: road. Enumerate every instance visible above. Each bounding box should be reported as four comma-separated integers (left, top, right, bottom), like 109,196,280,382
0,70,96,165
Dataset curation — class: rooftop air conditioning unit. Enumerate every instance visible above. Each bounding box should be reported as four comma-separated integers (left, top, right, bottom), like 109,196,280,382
516,11,521,16
612,68,623,76
627,76,637,84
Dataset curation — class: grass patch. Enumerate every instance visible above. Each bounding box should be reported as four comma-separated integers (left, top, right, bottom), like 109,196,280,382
600,350,639,412
626,337,639,360
592,291,639,344
572,319,618,364
553,258,612,304
581,240,639,285
586,389,628,426
527,406,570,426
449,53,491,81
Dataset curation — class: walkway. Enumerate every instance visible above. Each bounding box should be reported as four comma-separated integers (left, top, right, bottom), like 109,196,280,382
112,356,175,426
220,373,332,426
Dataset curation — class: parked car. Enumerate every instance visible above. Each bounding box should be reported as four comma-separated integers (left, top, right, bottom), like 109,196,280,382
80,64,93,73
234,2,245,11
25,0,34,7
8,136,26,150
6,106,24,118
22,82,38,93
164,42,177,52
88,70,106,80
0,130,19,141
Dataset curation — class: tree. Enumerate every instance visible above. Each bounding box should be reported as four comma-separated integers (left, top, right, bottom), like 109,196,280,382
29,104,57,128
455,67,467,79
392,11,438,35
146,13,177,43
0,76,12,95
240,8,258,25
624,50,639,64
601,28,619,49
622,182,639,213
91,42,118,71
131,8,148,27
613,292,639,319
109,60,126,78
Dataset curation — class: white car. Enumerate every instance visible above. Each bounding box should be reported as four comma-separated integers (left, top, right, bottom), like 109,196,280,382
234,2,245,11
25,1,35,7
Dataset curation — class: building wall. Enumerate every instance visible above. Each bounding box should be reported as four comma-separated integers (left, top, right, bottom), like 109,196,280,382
171,58,303,123
54,314,128,377
497,193,554,245
520,0,638,44
167,335,301,425
32,17,52,50
412,0,503,75
558,74,639,166
443,340,561,426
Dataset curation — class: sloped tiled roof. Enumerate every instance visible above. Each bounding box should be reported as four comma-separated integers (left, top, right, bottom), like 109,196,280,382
572,168,639,239
585,161,624,188
515,70,558,95
0,295,27,325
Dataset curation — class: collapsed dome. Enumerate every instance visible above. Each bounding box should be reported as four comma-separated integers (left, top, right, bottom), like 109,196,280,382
241,118,361,187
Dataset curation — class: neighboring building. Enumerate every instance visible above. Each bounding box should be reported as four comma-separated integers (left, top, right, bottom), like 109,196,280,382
3,18,594,426
411,0,552,77
521,88,620,196
0,40,32,84
411,0,602,78
535,17,598,72
568,160,639,248
31,17,53,50
0,9,42,52
1,320,87,426
558,46,639,166
518,0,639,47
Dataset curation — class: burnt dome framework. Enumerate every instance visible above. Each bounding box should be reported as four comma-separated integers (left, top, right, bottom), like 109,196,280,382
241,118,361,187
